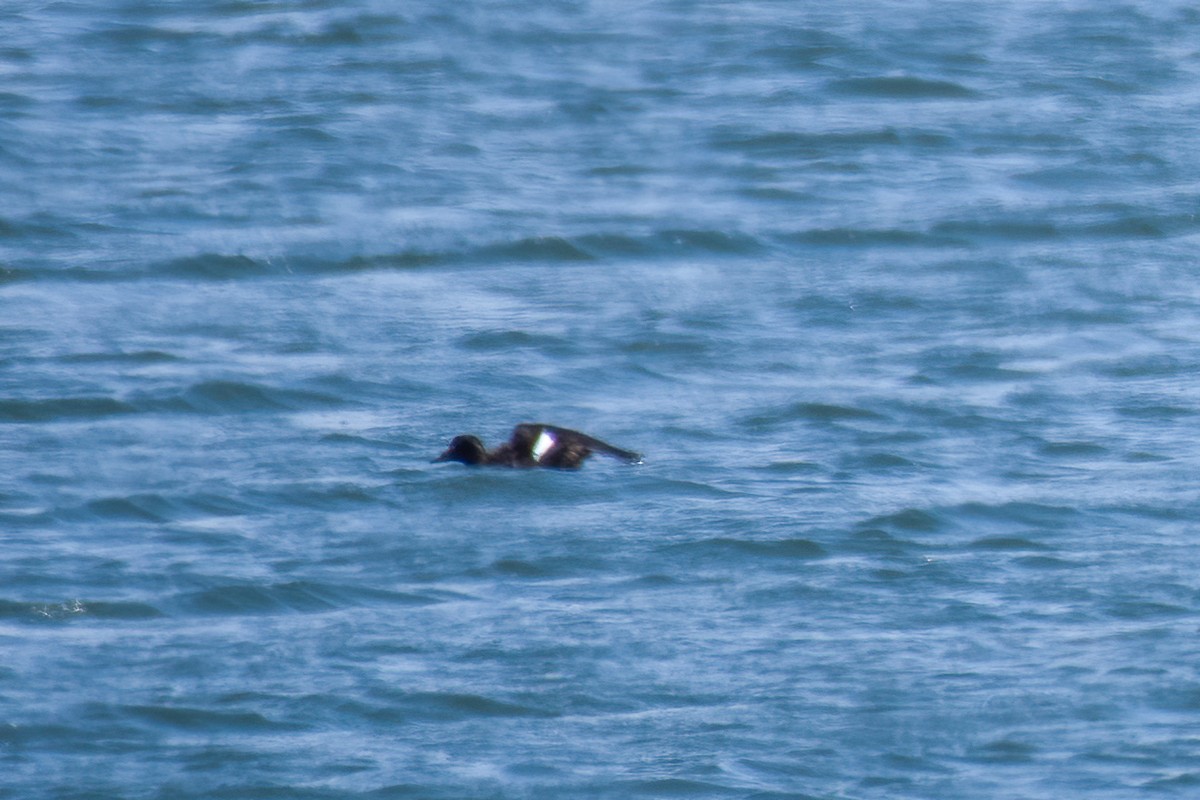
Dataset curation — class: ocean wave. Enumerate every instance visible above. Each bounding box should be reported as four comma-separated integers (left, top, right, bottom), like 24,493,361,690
0,396,137,423
170,379,344,414
2,227,775,285
740,401,887,431
680,537,828,560
174,580,442,617
64,491,258,524
0,598,163,623
0,380,346,424
121,704,290,733
829,75,979,99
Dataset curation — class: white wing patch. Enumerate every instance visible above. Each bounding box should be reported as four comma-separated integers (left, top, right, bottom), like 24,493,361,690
531,429,556,462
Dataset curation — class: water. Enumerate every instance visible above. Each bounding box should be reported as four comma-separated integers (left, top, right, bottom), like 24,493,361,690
2,2,1200,797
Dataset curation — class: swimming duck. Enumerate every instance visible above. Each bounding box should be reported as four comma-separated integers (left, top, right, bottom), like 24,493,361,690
434,423,642,469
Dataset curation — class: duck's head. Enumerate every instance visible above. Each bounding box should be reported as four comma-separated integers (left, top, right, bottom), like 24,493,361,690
433,434,487,465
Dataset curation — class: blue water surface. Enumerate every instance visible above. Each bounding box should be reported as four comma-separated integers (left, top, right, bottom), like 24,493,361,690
2,2,1200,798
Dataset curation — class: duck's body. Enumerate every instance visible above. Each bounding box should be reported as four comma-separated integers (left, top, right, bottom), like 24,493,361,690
434,423,641,470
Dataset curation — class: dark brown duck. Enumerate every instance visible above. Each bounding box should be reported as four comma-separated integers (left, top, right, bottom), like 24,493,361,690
434,423,642,469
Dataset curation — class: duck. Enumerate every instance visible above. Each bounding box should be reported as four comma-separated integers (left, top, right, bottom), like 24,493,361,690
434,423,642,469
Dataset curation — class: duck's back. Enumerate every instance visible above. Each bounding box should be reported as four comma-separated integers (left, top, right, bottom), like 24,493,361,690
509,423,641,468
